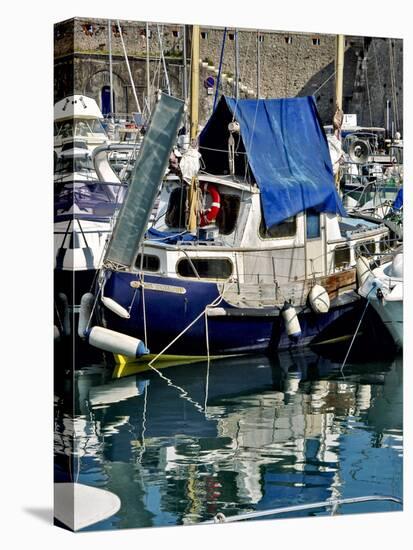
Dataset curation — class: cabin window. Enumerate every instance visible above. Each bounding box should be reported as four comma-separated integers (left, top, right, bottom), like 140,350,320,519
360,240,376,255
260,216,296,239
306,209,321,239
135,254,160,272
177,258,233,279
285,36,292,44
215,194,241,235
334,245,350,269
165,187,187,228
312,37,321,45
379,235,390,253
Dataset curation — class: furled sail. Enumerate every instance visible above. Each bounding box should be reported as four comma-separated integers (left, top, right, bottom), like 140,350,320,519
104,93,185,267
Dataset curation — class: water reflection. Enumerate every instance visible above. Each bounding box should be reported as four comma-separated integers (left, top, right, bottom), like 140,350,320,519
54,349,403,530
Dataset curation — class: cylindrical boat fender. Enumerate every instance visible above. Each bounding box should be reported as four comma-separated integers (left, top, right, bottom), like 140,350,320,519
87,326,149,358
101,296,131,319
308,284,330,314
57,292,70,337
54,325,61,342
281,302,302,339
356,256,371,287
78,292,95,338
390,253,403,279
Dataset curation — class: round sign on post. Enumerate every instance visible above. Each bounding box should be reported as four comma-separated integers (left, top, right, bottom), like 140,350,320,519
204,76,215,89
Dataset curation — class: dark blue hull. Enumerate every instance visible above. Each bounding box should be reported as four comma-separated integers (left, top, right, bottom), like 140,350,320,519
99,272,364,356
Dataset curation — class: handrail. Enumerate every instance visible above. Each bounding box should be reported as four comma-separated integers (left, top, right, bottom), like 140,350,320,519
203,495,403,524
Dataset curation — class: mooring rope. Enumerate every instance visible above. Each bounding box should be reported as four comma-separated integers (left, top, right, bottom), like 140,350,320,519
340,284,376,372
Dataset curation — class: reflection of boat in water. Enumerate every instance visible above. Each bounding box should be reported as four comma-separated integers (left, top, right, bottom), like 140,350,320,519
54,349,402,527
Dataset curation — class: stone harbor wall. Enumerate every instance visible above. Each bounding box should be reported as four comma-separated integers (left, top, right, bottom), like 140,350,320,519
54,17,403,132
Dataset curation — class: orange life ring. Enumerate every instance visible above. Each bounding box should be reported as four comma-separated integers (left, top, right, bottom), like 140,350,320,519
200,183,221,227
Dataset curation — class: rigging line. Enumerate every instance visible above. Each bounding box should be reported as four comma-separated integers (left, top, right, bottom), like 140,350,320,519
116,20,141,113
388,39,398,132
391,40,401,131
213,27,227,112
157,24,171,95
313,71,336,97
340,286,375,372
229,30,255,128
144,286,234,414
365,60,373,127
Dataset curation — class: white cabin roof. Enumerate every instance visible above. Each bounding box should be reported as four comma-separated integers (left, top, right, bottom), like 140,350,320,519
54,95,104,122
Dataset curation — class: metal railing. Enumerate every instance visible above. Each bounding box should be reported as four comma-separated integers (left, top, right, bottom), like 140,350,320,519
203,495,402,524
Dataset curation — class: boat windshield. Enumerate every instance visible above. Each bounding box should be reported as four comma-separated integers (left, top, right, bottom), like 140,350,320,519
55,156,94,175
54,118,107,138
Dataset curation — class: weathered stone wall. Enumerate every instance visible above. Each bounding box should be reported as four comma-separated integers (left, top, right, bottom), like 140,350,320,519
54,18,403,132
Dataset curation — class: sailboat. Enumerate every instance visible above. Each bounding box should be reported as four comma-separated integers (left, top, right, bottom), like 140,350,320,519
77,29,395,363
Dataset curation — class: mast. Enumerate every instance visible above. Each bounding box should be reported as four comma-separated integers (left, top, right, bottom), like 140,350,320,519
190,25,200,140
333,34,345,139
108,19,114,121
188,25,200,234
256,31,261,99
183,24,188,130
334,34,345,112
234,29,239,100
146,22,151,115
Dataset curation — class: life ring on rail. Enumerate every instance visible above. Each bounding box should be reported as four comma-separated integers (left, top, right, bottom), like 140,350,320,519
200,183,221,227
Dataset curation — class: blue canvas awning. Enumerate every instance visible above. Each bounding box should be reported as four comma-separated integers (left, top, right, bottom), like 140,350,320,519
199,95,346,227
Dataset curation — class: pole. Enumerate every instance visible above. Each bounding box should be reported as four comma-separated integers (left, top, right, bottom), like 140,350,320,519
108,19,114,121
190,25,199,141
334,34,345,111
235,29,239,99
256,31,261,99
117,20,141,113
183,24,188,130
146,22,151,116
386,99,391,137
188,25,200,234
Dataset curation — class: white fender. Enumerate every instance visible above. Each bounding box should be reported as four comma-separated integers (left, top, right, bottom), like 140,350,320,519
391,253,403,279
78,292,95,338
308,284,330,314
281,302,301,339
88,326,149,358
101,296,131,319
356,256,371,287
57,292,70,337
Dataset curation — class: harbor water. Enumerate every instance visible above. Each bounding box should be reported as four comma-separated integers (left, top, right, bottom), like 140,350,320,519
54,345,403,530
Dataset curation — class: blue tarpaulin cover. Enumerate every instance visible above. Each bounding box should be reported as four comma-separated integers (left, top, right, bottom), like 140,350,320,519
394,188,403,210
199,96,346,227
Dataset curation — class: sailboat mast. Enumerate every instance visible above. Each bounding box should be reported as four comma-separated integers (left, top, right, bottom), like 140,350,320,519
190,25,200,140
146,22,151,115
235,29,239,100
183,24,188,130
108,19,114,121
335,34,345,111
256,31,261,99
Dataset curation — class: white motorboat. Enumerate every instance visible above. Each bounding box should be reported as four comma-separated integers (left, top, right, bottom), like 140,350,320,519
358,251,403,349
54,95,109,153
